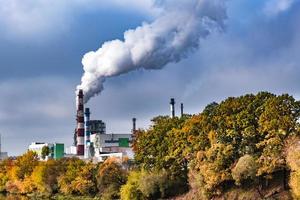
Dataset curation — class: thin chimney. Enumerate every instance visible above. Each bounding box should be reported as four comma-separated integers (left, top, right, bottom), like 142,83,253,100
132,118,137,133
181,103,184,117
170,98,175,118
84,108,91,159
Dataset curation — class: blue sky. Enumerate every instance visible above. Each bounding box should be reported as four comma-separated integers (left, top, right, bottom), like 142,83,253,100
0,0,299,155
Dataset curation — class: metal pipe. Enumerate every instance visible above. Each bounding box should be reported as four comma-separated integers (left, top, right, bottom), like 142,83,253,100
84,108,91,159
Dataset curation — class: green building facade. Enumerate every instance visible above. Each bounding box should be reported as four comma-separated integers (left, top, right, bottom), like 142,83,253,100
53,143,64,159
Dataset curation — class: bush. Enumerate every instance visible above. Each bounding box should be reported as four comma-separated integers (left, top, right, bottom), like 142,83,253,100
231,155,257,185
97,158,127,199
120,171,144,200
138,171,166,199
121,170,186,200
286,140,300,199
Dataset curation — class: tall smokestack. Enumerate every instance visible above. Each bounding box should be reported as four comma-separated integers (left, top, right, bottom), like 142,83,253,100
84,108,91,159
132,118,136,134
76,89,84,157
170,98,175,118
181,103,184,117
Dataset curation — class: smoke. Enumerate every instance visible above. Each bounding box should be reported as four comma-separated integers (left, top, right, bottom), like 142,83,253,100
78,0,227,103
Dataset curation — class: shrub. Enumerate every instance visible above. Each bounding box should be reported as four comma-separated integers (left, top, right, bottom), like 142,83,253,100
120,171,144,200
138,171,165,199
232,155,257,185
286,140,300,199
97,158,127,199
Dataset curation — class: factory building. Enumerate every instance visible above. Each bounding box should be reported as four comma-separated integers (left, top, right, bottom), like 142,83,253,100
73,89,133,161
28,142,64,160
91,133,133,161
84,108,133,161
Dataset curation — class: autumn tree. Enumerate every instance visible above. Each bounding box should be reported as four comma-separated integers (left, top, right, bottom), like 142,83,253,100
57,158,86,194
96,158,127,199
257,94,300,176
13,151,38,180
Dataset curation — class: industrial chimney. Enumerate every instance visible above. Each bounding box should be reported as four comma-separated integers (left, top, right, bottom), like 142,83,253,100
84,108,91,159
170,98,175,118
181,103,184,117
76,89,85,157
132,118,137,134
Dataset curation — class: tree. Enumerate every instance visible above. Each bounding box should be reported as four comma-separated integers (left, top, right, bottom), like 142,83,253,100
133,116,190,170
257,94,300,176
13,151,38,180
71,161,97,195
96,158,128,199
57,158,85,194
41,146,50,160
30,159,62,195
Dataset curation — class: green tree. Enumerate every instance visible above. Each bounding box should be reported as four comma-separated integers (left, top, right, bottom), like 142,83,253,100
120,171,144,200
41,146,50,160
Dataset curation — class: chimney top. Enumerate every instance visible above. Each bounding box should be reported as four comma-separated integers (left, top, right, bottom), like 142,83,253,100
170,98,175,105
78,89,83,97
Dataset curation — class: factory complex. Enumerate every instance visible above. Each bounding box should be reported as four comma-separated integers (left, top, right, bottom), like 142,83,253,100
71,89,134,162
2,90,183,162
26,89,135,162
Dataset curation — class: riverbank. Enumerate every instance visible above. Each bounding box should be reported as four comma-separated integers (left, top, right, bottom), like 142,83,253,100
0,194,101,200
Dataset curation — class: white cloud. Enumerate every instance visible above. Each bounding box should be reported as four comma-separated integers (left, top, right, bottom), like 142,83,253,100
264,0,296,16
0,0,156,38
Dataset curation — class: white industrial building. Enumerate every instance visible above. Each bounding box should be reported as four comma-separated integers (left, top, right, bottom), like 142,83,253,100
28,142,64,160
67,132,133,162
91,133,133,162
28,142,53,160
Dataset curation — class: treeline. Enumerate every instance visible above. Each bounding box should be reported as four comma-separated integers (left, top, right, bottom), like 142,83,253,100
0,151,130,199
130,92,300,199
1,92,300,199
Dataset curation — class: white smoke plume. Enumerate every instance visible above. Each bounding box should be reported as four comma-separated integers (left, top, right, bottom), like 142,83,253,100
78,0,227,103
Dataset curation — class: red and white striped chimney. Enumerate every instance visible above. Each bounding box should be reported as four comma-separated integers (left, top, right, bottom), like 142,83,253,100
76,89,85,156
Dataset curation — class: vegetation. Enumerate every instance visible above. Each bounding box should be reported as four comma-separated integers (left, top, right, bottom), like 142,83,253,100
41,146,50,160
0,154,128,199
1,92,300,199
127,92,300,199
